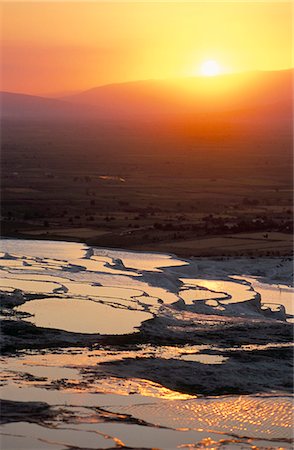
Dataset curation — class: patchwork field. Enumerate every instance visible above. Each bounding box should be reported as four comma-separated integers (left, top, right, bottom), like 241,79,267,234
1,119,292,257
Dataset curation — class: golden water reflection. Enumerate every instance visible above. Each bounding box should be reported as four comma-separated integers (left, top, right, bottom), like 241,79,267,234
16,297,153,334
106,395,293,441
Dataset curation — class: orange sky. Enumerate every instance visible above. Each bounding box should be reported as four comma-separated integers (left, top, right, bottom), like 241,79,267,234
1,1,293,96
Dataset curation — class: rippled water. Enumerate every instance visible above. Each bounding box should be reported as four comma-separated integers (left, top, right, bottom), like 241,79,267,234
0,238,293,449
1,345,293,449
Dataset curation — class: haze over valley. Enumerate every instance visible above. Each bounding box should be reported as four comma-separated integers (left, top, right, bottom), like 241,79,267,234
1,69,293,256
1,2,293,448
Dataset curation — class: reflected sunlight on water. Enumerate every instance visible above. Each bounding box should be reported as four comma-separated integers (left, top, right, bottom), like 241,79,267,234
16,297,153,334
0,239,293,449
107,395,293,440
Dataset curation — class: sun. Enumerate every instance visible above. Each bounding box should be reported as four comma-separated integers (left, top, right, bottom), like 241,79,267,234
200,60,221,77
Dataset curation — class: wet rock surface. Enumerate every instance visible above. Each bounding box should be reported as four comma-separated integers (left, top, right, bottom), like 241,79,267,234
0,399,56,424
0,239,293,449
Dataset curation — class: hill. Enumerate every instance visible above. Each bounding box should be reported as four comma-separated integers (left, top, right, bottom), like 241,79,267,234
1,69,292,126
64,69,293,121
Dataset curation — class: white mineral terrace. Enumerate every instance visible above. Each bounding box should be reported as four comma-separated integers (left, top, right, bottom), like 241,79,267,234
0,238,293,449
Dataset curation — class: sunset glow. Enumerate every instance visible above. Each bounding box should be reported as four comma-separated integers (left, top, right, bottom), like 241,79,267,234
200,60,221,77
1,2,293,95
0,1,293,448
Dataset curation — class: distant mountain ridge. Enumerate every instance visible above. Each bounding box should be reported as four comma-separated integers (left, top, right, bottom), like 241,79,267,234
0,91,76,120
1,69,293,123
65,69,292,108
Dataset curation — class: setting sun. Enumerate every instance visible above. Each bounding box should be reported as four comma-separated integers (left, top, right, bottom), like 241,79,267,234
0,0,293,448
200,60,221,77
1,2,292,95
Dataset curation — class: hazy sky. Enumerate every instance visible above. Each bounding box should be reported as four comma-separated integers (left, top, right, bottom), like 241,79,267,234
1,1,293,95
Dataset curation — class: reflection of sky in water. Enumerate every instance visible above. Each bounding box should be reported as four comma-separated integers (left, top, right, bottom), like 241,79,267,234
0,239,292,449
0,234,291,369
0,238,86,260
70,257,139,276
2,361,79,380
0,238,291,331
179,285,227,303
0,270,178,305
108,395,293,441
94,247,187,272
183,278,254,304
0,277,62,294
2,346,292,443
16,297,152,334
1,338,293,449
233,275,294,317
1,345,194,402
2,407,292,450
1,422,112,450
180,353,227,364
